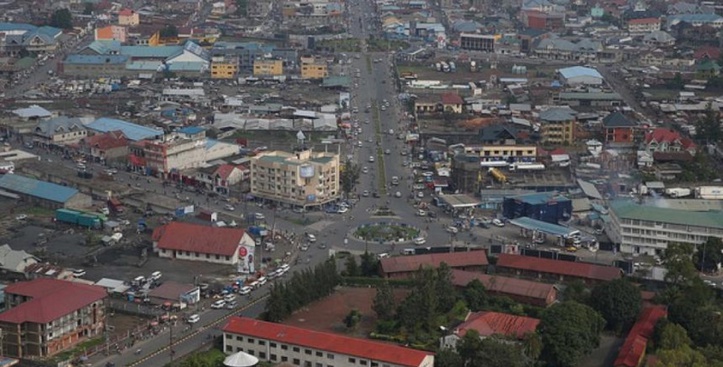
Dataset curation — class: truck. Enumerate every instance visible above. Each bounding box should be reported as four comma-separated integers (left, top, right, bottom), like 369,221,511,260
696,186,723,200
55,209,102,229
508,162,546,171
108,197,125,213
665,188,692,198
489,168,507,183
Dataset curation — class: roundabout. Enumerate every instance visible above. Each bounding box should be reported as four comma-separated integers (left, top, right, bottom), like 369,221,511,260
352,221,423,244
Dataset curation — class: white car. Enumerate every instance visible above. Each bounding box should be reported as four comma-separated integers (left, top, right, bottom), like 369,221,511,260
394,191,402,198
258,276,267,285
72,269,86,277
447,226,459,234
417,191,424,198
238,286,252,295
306,233,317,242
224,294,236,302
15,214,27,221
362,167,369,174
416,210,426,216
492,219,505,227
413,237,426,245
187,314,200,324
369,156,375,163
362,190,370,197
254,213,265,220
224,204,235,211
211,300,226,309
337,206,349,214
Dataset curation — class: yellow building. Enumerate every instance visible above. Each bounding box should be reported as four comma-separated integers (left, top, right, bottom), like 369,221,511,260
465,145,538,160
300,57,328,79
250,149,340,208
253,59,283,76
118,9,140,26
538,107,576,145
211,56,239,79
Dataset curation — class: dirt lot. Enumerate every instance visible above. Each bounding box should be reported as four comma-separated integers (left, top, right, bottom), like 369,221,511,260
283,287,408,337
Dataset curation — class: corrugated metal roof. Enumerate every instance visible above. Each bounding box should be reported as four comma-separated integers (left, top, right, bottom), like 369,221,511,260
0,175,78,203
120,45,183,58
559,66,603,80
610,200,723,230
577,179,603,200
87,118,163,141
509,217,577,237
64,54,129,65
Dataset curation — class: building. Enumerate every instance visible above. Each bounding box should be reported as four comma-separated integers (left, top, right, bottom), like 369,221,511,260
86,118,164,142
440,311,540,349
61,54,130,77
603,112,637,145
147,281,200,305
607,200,723,255
253,59,283,76
33,116,88,146
613,306,667,367
152,222,255,270
532,38,602,61
211,42,298,74
460,33,496,52
451,154,482,194
380,251,489,279
211,55,239,79
118,9,140,26
194,164,246,195
450,269,558,307
0,244,39,274
627,17,661,33
538,107,576,145
666,14,723,30
495,254,623,285
502,192,572,224
300,58,328,79
521,10,565,30
441,93,464,113
0,174,92,209
644,128,697,156
0,23,62,56
94,25,127,42
0,279,107,358
558,66,604,86
554,92,623,108
250,149,340,208
222,317,435,367
78,131,129,163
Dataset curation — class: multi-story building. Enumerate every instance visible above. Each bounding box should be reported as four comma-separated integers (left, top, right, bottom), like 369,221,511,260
250,149,340,208
211,42,298,74
211,55,239,79
0,279,107,358
33,116,88,147
222,317,435,367
643,128,697,156
253,59,283,76
627,17,662,33
538,107,576,145
607,200,723,255
451,154,482,194
94,25,127,42
118,9,140,26
460,33,497,52
78,130,129,163
300,57,328,79
603,111,637,146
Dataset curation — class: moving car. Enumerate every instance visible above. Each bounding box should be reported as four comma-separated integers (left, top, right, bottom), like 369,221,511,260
369,156,375,163
417,191,424,198
413,237,426,245
211,300,226,309
238,286,252,295
187,314,200,324
362,190,370,197
224,204,235,211
394,191,402,198
306,233,317,242
362,167,369,174
254,213,265,220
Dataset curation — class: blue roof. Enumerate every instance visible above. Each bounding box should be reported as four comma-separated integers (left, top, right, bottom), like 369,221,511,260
508,192,571,205
87,118,163,141
36,26,61,38
168,61,207,71
120,45,183,59
125,61,164,71
0,22,37,32
86,40,122,54
178,126,205,135
0,174,78,203
65,54,129,65
558,66,603,80
509,217,579,237
206,139,219,150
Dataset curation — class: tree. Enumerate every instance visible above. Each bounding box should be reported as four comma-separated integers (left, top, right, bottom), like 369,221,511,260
456,329,483,364
662,243,698,289
49,9,73,29
435,262,457,313
522,332,543,362
696,106,723,144
694,237,723,273
372,280,395,321
462,279,488,311
344,256,360,276
434,349,464,367
539,301,605,367
456,330,525,367
589,279,642,333
343,309,361,329
340,160,361,198
83,2,94,15
658,322,692,350
160,24,179,38
562,279,590,304
657,345,708,367
359,251,379,277
397,267,438,333
667,73,685,90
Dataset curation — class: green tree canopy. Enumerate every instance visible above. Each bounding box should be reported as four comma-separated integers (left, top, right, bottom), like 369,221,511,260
589,279,642,333
562,279,590,304
359,251,379,277
160,24,179,38
462,279,488,311
434,349,464,367
49,9,73,29
658,322,692,350
340,160,361,197
539,301,605,367
662,243,699,290
456,330,526,367
372,280,395,321
696,106,722,144
435,262,458,313
344,255,360,277
657,345,708,367
694,237,723,273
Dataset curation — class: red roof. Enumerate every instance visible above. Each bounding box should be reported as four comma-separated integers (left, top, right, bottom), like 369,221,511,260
152,222,248,256
456,311,539,339
440,92,464,105
549,148,568,155
83,130,128,151
614,306,667,367
118,8,135,16
496,254,622,282
450,269,557,305
628,17,660,25
645,128,696,150
381,251,488,274
214,164,237,180
694,46,721,61
222,317,433,367
0,279,106,324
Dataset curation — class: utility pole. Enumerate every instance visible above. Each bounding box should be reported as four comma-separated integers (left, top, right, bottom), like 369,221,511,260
169,323,174,366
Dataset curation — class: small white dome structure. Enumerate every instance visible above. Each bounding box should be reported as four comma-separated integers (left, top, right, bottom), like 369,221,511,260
223,351,259,367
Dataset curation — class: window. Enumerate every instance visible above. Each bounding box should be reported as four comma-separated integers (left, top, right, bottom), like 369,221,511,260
236,347,243,352
305,349,312,355
248,338,255,344
236,336,243,341
327,353,334,359
315,351,323,357
293,358,300,365
248,350,254,356
270,342,277,348
270,354,277,361
349,358,356,363
259,340,266,346
304,362,311,367
225,334,232,339
281,344,288,350
371,363,379,367
259,352,266,359
293,347,300,352
225,345,233,352
361,361,367,366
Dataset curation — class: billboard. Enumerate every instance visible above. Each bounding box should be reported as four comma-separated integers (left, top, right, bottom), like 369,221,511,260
237,245,255,274
299,164,315,178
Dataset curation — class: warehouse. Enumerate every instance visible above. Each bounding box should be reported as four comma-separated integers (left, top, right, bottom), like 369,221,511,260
557,66,604,86
0,174,91,209
502,192,572,224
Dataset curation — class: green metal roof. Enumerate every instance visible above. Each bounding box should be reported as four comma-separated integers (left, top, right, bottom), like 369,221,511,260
257,155,300,165
310,156,334,164
610,200,723,230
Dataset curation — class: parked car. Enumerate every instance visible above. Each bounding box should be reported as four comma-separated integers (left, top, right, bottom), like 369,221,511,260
224,204,235,211
446,226,459,234
413,237,426,245
306,233,317,242
254,213,265,220
211,300,226,309
72,269,86,277
187,314,200,324
226,300,238,309
492,219,505,227
238,286,252,295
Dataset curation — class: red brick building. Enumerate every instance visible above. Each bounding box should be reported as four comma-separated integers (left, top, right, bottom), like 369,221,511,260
441,311,540,348
495,254,622,285
450,269,558,307
613,306,667,367
603,111,638,145
380,251,488,279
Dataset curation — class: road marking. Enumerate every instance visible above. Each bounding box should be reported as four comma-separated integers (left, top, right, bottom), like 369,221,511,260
124,296,268,367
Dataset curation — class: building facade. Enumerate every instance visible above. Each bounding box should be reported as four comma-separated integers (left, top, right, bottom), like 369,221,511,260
211,56,240,79
94,25,127,42
223,317,435,367
118,9,140,26
250,149,340,207
460,33,496,52
538,108,576,145
253,59,283,76
0,279,107,358
300,59,328,79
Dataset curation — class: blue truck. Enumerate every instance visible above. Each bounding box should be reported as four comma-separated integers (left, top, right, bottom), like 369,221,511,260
55,209,102,229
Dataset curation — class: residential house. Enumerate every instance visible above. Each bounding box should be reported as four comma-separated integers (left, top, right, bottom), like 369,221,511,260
211,55,239,79
94,25,127,43
495,253,623,285
603,111,637,145
642,31,675,47
440,311,540,349
696,59,721,77
538,107,576,145
0,279,107,358
639,49,665,66
666,14,723,30
222,317,435,367
450,269,558,307
0,23,62,56
613,306,667,367
414,92,465,116
78,130,129,163
627,17,661,33
33,116,88,146
152,222,255,268
643,128,696,155
441,92,464,113
380,251,489,279
533,38,602,62
0,244,39,274
118,9,140,26
195,164,245,194
520,10,565,30
693,45,720,61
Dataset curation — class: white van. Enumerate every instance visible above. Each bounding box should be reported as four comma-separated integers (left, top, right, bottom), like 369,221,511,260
187,314,200,324
211,300,226,309
223,293,236,302
150,271,162,281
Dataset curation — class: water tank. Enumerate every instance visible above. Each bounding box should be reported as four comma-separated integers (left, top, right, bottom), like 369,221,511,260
299,164,315,178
